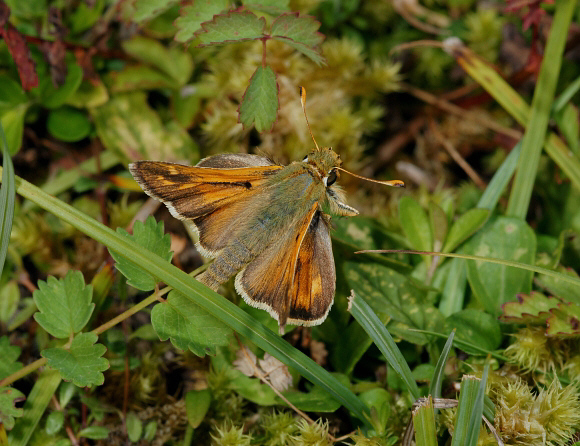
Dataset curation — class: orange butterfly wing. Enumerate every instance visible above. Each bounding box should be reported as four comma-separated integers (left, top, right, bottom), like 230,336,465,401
129,155,282,257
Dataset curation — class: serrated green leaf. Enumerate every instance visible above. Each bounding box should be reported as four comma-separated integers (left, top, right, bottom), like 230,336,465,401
442,208,489,253
0,387,25,430
445,309,501,354
239,66,278,132
33,271,94,339
195,10,266,46
42,332,109,387
500,292,560,324
241,0,290,14
0,336,22,380
133,0,179,22
399,196,432,267
546,304,580,337
185,389,211,428
109,216,173,291
175,0,229,42
536,267,580,305
151,290,232,356
270,13,325,65
464,217,536,316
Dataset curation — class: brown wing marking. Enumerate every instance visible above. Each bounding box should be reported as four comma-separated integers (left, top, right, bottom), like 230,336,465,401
235,203,335,330
129,158,282,257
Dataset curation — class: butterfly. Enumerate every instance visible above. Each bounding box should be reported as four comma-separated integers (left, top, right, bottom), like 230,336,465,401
129,88,404,333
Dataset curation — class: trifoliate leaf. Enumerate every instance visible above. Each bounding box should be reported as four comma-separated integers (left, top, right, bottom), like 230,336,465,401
175,0,230,43
33,271,94,339
42,332,109,387
270,13,325,65
194,10,266,46
151,290,232,356
0,387,25,430
500,292,560,324
0,336,22,380
239,66,278,133
109,216,173,291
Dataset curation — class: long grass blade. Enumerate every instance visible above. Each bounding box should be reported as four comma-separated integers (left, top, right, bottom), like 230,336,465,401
429,330,455,400
506,0,578,218
0,122,15,276
348,290,421,400
464,359,490,446
412,396,437,446
0,169,370,424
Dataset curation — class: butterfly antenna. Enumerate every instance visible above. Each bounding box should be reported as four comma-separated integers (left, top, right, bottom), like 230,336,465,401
299,86,319,150
336,167,405,188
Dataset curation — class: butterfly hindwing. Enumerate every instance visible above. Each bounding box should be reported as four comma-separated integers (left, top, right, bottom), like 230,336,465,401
235,203,335,329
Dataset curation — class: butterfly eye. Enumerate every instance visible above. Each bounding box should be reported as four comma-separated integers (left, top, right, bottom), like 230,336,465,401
326,170,337,187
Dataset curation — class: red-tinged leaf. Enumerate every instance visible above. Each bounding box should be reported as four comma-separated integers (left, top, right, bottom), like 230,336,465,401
0,25,38,90
239,65,278,133
174,0,229,43
546,303,580,337
241,0,290,15
270,13,325,65
500,292,561,324
194,9,266,47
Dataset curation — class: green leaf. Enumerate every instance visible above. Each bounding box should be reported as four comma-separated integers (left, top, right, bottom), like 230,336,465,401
110,216,173,291
241,0,290,14
535,267,580,305
47,107,92,142
122,36,194,86
345,261,442,345
239,66,278,133
358,388,390,434
464,362,489,446
0,281,20,323
451,375,480,446
151,290,232,356
442,209,489,253
185,389,211,428
445,309,501,354
108,65,175,93
399,196,432,266
195,10,266,46
42,332,109,387
270,13,325,65
90,92,197,162
0,103,28,155
554,103,579,154
500,292,559,324
0,122,15,276
40,62,83,109
413,397,437,446
45,411,64,435
429,330,455,400
33,271,94,339
429,202,448,248
78,426,110,439
0,75,27,113
126,412,143,442
546,304,580,337
0,387,25,430
0,336,22,380
464,217,536,316
175,0,229,42
133,0,179,22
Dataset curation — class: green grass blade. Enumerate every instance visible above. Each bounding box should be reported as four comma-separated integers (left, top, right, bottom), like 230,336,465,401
413,396,437,446
477,142,521,211
0,122,15,276
429,329,455,399
8,369,61,446
450,375,480,446
552,75,580,113
348,291,421,400
0,169,370,424
507,0,578,218
464,360,490,446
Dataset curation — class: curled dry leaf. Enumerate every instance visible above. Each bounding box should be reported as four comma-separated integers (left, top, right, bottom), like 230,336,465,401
233,347,258,377
259,353,292,391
